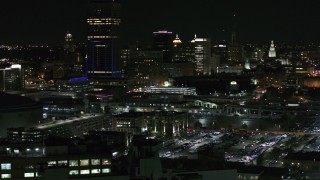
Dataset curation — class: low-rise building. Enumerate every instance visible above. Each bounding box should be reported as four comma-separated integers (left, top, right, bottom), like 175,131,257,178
0,137,113,179
36,114,108,137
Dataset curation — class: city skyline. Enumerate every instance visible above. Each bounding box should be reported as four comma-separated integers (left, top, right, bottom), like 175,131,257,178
0,0,320,45
1,0,320,179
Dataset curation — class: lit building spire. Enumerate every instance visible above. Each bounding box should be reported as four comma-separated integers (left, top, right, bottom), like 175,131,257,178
64,31,75,52
268,40,276,58
173,34,182,47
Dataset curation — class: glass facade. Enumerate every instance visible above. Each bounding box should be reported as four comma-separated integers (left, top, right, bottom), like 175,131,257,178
102,168,111,173
80,170,90,175
69,160,79,167
47,161,56,167
102,159,111,165
24,172,34,178
58,160,68,166
91,169,101,174
1,163,11,170
69,170,79,175
80,159,89,166
1,174,11,179
91,159,100,165
87,0,122,79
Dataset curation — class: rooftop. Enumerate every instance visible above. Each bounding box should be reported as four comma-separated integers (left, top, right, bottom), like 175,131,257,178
0,92,42,112
36,114,104,129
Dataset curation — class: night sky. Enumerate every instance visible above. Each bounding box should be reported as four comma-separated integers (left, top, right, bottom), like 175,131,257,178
0,0,320,45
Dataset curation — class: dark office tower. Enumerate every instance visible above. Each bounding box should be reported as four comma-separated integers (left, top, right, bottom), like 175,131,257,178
87,0,121,79
153,30,173,63
227,14,243,65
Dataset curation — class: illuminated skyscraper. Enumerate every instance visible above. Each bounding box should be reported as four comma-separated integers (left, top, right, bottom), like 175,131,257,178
87,0,122,79
192,35,212,75
268,40,276,58
172,34,185,62
64,32,75,53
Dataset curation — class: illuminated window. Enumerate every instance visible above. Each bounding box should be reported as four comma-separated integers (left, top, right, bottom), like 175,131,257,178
80,170,90,174
24,173,34,178
69,160,78,167
102,168,111,173
80,159,89,166
58,160,68,166
47,161,56,167
1,174,11,179
1,163,11,170
91,159,100,166
91,169,101,174
102,159,111,165
69,170,79,175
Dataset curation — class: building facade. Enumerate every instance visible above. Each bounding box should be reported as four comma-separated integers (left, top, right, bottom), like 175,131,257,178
153,30,173,63
193,37,211,75
126,50,164,87
0,64,24,91
87,0,122,79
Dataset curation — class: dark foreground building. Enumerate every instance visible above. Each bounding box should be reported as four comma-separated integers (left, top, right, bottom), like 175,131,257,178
0,93,42,138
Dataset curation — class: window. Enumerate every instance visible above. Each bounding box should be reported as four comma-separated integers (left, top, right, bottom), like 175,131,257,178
69,170,79,175
1,163,11,170
57,160,68,166
80,170,90,174
91,169,101,174
101,159,111,165
69,160,78,167
80,159,89,166
24,173,34,178
1,174,11,179
47,161,56,167
91,159,100,166
25,165,34,170
102,168,111,174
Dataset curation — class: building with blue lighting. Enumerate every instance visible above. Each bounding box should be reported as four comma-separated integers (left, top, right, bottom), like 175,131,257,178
86,0,122,79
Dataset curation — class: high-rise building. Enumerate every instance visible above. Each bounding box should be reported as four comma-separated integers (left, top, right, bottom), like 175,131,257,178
172,34,195,63
193,36,212,76
227,32,243,65
172,34,184,62
268,40,276,58
212,42,228,66
0,64,24,91
211,54,221,74
153,30,173,63
64,32,75,53
87,0,122,79
126,50,164,87
227,14,243,65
